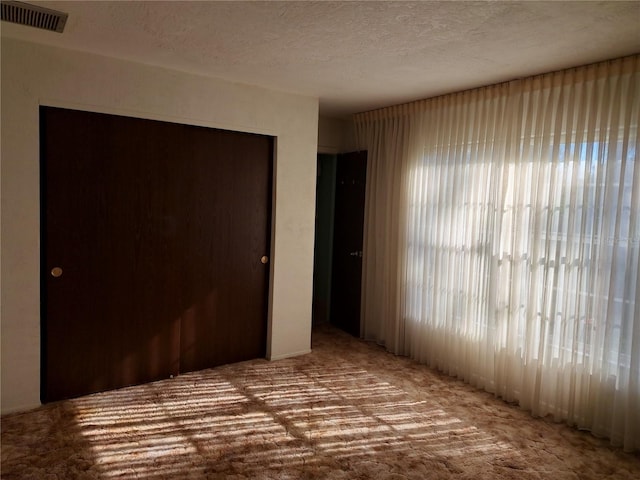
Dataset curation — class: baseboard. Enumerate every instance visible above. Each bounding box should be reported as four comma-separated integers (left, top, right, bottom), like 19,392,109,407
1,401,42,416
268,349,312,361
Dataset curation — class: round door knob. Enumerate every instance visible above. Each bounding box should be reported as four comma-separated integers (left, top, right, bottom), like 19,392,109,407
51,267,63,277
261,256,269,264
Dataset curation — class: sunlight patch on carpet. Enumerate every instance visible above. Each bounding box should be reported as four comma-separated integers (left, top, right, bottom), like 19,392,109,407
67,356,527,478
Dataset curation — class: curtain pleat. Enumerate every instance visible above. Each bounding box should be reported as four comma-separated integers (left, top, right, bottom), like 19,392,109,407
355,55,640,451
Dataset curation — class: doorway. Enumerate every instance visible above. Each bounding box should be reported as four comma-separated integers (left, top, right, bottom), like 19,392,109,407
312,154,337,326
312,151,367,337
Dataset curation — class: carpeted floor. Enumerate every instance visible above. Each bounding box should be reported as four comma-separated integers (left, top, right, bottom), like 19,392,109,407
2,324,639,479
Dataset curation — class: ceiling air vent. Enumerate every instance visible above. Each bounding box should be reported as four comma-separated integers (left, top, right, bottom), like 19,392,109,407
1,1,67,33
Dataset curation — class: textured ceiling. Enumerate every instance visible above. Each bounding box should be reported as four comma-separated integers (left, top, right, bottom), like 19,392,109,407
2,1,639,117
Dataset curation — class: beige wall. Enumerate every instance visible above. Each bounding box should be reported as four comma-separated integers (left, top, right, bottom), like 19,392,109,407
0,39,319,413
317,116,358,154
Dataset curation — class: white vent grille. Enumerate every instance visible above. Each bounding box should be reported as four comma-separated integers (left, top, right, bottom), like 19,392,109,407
1,1,67,33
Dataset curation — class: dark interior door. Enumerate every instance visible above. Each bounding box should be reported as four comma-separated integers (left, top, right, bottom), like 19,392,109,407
41,107,272,402
330,151,367,336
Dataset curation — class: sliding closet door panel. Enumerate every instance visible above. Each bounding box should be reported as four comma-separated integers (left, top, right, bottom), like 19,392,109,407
177,128,272,373
41,107,272,402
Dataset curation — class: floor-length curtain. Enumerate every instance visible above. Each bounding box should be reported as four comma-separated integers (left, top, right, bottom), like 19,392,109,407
356,104,419,354
355,55,639,451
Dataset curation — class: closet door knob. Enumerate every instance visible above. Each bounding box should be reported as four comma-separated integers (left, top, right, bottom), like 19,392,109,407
51,267,63,277
261,256,269,264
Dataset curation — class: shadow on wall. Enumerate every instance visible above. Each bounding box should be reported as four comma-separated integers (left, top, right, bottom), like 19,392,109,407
312,153,337,326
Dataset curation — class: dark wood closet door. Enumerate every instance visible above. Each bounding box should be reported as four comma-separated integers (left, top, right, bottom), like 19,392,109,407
177,124,272,372
41,107,272,402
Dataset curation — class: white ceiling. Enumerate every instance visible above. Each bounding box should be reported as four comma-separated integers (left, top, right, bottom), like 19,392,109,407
2,1,639,117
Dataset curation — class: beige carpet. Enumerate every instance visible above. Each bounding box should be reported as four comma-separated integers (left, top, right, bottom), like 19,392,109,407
2,325,639,479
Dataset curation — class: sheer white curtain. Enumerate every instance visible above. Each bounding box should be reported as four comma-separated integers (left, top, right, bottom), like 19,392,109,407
355,55,640,451
357,104,416,354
